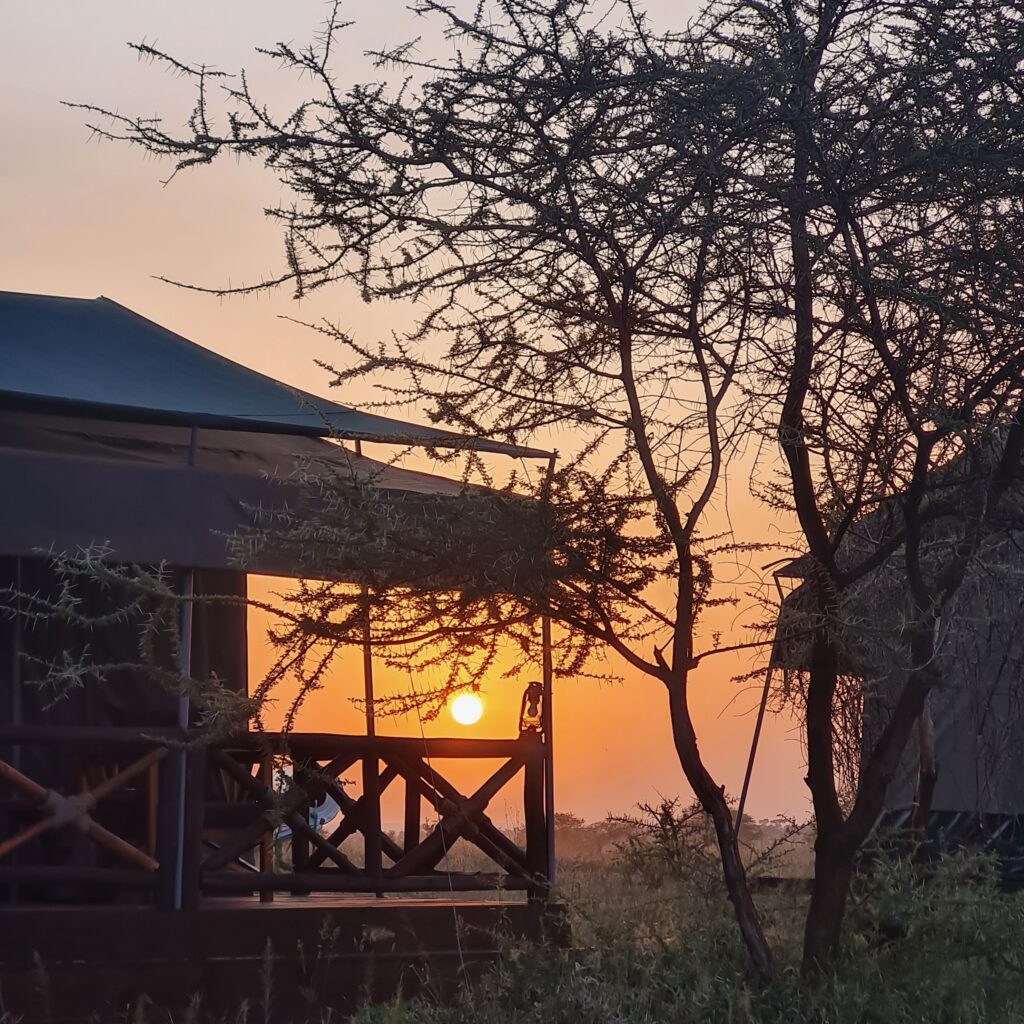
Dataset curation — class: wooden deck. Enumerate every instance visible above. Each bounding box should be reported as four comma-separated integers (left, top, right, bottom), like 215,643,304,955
0,726,563,1022
0,896,568,1022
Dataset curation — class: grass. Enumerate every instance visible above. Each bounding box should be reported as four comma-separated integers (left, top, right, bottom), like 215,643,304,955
351,841,1024,1024
13,809,1024,1023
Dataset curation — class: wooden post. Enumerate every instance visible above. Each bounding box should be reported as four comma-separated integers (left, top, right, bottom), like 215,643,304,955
291,758,311,877
9,558,21,774
541,616,555,889
361,590,383,890
523,737,546,900
363,755,383,885
8,557,22,904
173,427,199,910
540,452,558,888
259,754,274,903
155,747,182,911
146,762,160,858
355,439,384,891
403,777,420,855
181,744,206,911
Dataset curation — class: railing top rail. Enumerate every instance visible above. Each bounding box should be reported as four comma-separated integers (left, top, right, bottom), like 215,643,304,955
0,726,544,759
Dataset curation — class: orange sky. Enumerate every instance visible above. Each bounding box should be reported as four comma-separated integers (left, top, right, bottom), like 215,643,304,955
1,0,809,822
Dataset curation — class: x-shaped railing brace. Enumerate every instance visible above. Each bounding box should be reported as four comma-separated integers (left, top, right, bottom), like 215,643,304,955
0,751,165,872
386,754,532,878
204,749,364,875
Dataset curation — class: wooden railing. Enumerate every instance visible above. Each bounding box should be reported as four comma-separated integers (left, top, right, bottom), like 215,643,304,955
0,727,550,907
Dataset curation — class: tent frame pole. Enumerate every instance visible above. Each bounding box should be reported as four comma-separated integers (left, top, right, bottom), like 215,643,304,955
540,453,558,888
173,427,199,910
735,664,773,836
355,440,384,894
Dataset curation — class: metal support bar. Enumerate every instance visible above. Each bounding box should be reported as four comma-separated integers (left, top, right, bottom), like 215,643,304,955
735,665,773,836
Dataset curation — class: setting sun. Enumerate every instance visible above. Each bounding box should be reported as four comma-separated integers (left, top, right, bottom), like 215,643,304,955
450,692,484,726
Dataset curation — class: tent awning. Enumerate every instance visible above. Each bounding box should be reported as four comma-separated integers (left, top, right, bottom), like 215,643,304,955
0,291,550,460
0,410,529,578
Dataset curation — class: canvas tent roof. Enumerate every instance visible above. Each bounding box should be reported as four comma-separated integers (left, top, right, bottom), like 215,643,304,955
0,409,507,577
0,290,549,459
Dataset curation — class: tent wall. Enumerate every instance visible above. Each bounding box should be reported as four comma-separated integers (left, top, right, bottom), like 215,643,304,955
774,550,1024,817
0,556,247,776
864,629,1024,816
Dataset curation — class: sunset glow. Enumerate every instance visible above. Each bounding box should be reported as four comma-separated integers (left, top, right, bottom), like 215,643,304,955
2,0,808,825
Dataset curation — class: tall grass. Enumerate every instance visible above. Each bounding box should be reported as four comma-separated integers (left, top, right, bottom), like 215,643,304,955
354,842,1024,1024
17,807,1024,1023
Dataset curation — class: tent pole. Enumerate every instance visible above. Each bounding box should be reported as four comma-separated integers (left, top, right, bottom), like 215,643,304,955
10,558,22,772
540,452,558,888
355,439,383,893
735,664,773,836
173,427,199,910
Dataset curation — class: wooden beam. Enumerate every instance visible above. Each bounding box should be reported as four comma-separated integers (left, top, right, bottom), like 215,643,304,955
181,746,206,910
0,726,184,747
87,747,167,803
0,727,534,761
524,742,547,892
404,777,420,855
201,757,358,874
0,865,158,888
218,733,531,760
202,870,532,894
307,766,403,867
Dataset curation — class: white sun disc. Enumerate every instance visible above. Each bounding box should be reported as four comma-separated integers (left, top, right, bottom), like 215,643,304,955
450,693,484,726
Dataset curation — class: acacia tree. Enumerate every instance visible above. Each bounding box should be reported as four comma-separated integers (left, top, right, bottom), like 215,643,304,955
714,0,1024,969
76,0,1024,977
77,0,776,976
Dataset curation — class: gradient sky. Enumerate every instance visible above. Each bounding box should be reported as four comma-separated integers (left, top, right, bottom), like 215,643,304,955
1,0,808,822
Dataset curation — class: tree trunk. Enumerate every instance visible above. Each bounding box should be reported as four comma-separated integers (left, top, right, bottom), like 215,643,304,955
799,626,851,974
802,840,854,974
911,699,937,841
667,684,774,981
801,647,940,971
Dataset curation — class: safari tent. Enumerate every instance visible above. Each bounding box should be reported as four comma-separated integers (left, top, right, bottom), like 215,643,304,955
0,291,562,1018
771,484,1024,872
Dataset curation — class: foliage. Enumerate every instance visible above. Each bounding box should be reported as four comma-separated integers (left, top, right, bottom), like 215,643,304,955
0,546,254,735
612,798,812,888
